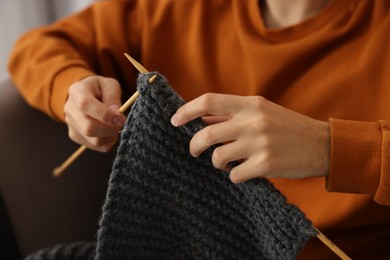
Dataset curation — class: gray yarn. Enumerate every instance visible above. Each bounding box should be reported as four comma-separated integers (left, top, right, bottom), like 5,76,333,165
24,242,95,260
96,72,317,260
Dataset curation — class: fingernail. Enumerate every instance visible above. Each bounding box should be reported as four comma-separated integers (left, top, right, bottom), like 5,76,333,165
113,116,125,126
171,114,179,126
190,151,199,158
110,104,120,111
229,169,240,184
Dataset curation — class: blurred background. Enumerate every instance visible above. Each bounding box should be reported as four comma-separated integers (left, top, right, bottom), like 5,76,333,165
0,0,95,80
0,1,118,258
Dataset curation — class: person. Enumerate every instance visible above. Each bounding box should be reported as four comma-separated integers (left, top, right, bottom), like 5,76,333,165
8,0,390,258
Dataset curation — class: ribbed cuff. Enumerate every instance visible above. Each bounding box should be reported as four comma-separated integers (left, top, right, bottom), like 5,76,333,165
374,121,390,205
50,66,95,121
327,118,381,194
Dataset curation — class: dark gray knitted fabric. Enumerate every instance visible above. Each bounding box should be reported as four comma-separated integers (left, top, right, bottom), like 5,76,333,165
24,242,95,260
96,72,317,259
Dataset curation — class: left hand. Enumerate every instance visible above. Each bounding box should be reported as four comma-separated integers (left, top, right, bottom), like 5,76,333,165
171,93,330,183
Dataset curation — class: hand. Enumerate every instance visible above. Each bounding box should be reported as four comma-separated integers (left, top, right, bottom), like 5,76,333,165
171,93,329,183
64,76,126,152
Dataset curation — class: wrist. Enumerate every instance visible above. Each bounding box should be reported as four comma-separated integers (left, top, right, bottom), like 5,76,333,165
318,120,330,177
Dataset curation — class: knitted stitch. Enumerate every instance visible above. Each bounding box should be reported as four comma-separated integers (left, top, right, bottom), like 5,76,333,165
24,242,95,260
96,72,317,259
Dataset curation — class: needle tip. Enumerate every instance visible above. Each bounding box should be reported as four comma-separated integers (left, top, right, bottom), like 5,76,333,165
123,53,149,74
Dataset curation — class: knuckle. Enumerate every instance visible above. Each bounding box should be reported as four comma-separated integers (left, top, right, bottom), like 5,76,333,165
263,136,274,149
89,137,104,147
257,154,274,178
76,95,91,112
64,114,71,124
101,144,114,153
260,149,272,163
63,102,70,115
102,78,121,96
67,83,77,95
68,128,79,143
199,93,214,110
230,169,243,183
250,118,266,133
104,77,119,87
68,81,85,97
100,110,112,124
252,96,267,110
97,146,110,153
212,148,226,169
97,139,116,153
251,116,274,136
81,120,96,137
200,127,215,143
189,136,201,157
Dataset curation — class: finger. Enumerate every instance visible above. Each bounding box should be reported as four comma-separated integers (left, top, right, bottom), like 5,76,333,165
67,125,85,146
201,115,229,125
67,105,121,138
229,158,264,184
99,77,122,108
98,78,127,127
99,77,126,126
68,126,118,152
86,136,118,153
171,93,243,126
189,120,239,157
69,79,125,126
211,141,248,171
73,90,125,127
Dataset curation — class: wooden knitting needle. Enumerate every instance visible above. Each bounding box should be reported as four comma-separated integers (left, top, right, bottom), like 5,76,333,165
314,227,351,259
53,54,351,259
124,55,348,259
53,54,156,177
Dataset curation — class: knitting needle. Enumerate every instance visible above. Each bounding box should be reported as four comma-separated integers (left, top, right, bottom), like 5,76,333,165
53,56,350,259
53,54,156,177
314,227,351,259
123,57,351,259
125,55,349,259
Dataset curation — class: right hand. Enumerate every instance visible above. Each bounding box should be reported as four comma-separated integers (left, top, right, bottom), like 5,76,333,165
64,75,126,152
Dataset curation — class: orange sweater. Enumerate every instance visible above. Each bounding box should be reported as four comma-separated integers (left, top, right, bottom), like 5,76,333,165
8,0,390,258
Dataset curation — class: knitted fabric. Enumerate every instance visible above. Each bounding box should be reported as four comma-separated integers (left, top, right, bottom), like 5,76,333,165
96,72,317,259
24,242,95,260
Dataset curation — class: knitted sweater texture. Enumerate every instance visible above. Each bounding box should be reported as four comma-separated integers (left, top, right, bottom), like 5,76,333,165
95,73,316,259
24,242,96,260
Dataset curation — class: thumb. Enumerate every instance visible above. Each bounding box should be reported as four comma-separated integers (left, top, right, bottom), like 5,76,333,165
99,77,126,126
99,77,122,108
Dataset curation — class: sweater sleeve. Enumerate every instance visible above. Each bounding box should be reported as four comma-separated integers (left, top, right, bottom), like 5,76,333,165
327,118,390,206
7,5,102,121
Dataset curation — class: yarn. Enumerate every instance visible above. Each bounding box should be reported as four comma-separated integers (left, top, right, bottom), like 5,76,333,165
96,72,317,259
24,242,95,260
